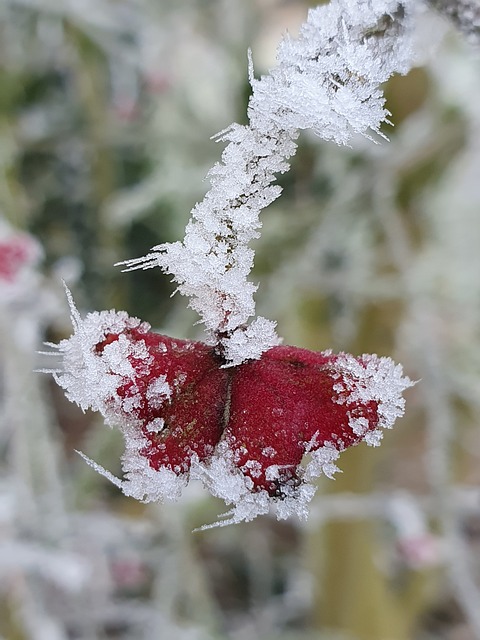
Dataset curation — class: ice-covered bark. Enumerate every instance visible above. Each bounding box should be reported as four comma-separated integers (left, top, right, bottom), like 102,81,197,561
121,0,416,365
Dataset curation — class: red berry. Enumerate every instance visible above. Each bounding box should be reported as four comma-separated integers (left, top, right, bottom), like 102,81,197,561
226,345,378,495
95,328,229,475
55,309,411,525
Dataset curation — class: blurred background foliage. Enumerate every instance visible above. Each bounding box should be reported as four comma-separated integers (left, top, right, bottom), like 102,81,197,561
1,0,480,639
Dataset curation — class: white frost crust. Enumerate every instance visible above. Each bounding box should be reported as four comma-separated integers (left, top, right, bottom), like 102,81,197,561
332,353,415,445
146,376,171,407
249,0,415,144
78,422,189,505
52,298,188,504
191,439,345,529
220,317,282,367
120,0,416,366
191,441,319,530
192,438,355,529
75,420,190,505
53,303,153,418
119,421,188,503
305,443,342,482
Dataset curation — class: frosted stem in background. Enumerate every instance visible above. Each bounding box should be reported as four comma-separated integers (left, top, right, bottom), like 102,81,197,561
1,320,36,527
0,314,68,538
372,167,480,638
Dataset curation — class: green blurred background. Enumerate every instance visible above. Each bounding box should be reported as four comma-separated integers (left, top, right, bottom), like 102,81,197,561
1,1,480,639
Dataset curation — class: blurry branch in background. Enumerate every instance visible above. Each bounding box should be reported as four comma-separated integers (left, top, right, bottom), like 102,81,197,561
372,175,480,636
427,0,480,43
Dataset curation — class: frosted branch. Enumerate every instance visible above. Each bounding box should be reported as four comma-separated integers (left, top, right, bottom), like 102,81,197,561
121,0,416,365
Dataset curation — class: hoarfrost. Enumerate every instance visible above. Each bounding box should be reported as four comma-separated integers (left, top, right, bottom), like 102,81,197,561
364,429,384,447
146,376,171,407
305,443,342,481
262,446,278,458
191,445,316,530
145,417,165,433
53,298,188,505
120,422,187,504
349,416,370,436
220,316,281,367
53,302,149,418
120,0,417,366
334,353,416,434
